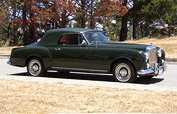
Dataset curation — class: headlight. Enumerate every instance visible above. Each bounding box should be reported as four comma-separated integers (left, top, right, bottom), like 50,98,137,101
144,52,149,60
157,48,162,57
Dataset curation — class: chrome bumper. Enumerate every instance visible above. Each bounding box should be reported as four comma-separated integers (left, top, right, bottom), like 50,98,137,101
137,61,167,76
7,56,11,65
7,61,11,65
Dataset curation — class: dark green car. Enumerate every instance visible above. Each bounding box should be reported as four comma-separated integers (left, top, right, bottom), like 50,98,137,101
8,28,167,83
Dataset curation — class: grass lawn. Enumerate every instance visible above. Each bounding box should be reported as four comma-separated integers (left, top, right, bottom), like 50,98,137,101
123,36,177,58
0,79,177,113
1,37,177,113
0,46,19,54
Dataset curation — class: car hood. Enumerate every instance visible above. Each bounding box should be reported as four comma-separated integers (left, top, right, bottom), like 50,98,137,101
97,42,150,51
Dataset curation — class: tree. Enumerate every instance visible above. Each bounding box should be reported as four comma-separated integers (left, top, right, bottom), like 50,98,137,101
12,0,76,45
96,0,129,21
2,0,177,46
44,0,76,28
0,0,9,46
88,0,95,29
13,0,42,45
74,0,99,29
0,0,20,46
119,0,129,41
74,0,90,28
141,0,177,37
96,0,129,40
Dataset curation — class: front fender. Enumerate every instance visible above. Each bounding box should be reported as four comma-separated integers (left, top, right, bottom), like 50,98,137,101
110,49,147,72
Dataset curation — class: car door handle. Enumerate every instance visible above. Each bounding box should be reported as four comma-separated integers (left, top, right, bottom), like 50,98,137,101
54,48,61,52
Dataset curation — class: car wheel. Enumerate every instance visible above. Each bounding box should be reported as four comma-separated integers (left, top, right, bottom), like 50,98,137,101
27,58,46,76
113,61,136,83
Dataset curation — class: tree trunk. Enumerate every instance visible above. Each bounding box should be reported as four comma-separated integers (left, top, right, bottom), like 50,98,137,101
22,4,30,45
145,22,149,37
29,5,36,43
140,23,145,38
61,10,67,28
133,16,139,40
81,17,86,28
89,0,94,29
132,0,139,40
81,0,86,28
4,24,11,47
29,25,36,43
119,0,128,41
119,15,128,41
168,25,172,37
13,27,17,45
12,3,18,46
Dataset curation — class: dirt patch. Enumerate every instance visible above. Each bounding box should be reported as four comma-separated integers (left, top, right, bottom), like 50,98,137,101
0,79,177,113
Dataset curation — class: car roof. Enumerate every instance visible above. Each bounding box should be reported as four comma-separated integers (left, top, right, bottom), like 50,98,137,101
47,28,99,34
38,28,100,45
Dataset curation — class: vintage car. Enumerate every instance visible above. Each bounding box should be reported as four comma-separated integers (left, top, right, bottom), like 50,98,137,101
8,28,167,83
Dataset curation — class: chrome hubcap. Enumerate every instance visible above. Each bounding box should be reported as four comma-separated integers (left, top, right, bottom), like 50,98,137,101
115,63,131,82
28,59,41,76
32,64,39,72
119,68,128,77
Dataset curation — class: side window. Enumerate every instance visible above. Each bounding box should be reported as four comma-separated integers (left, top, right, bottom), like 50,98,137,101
58,34,79,45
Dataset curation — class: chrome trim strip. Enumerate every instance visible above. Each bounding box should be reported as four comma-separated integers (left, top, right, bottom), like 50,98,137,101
51,67,108,72
81,33,90,45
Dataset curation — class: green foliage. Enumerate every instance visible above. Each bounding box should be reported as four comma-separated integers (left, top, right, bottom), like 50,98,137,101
102,18,122,41
140,0,177,37
0,0,177,46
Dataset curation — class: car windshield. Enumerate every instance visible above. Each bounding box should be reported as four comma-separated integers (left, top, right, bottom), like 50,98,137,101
83,31,109,44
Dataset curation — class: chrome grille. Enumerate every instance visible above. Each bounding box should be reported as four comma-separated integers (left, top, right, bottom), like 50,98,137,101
147,46,157,68
149,47,157,63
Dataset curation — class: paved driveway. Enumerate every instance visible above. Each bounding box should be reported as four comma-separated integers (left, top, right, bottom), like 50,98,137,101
0,59,177,91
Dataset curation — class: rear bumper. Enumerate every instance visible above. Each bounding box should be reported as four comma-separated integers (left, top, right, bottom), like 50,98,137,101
137,61,167,76
7,56,11,65
7,61,11,65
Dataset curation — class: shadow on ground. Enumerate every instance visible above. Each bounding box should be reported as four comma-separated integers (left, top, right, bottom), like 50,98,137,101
9,71,164,85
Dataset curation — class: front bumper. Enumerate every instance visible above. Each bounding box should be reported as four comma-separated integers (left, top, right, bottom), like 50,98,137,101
137,61,167,76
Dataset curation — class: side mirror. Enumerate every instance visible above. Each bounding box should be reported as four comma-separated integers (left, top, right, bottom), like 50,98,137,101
82,40,87,46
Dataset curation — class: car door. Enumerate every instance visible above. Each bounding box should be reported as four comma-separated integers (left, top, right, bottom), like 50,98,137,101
89,45,111,72
83,32,110,72
51,34,90,70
